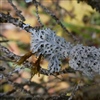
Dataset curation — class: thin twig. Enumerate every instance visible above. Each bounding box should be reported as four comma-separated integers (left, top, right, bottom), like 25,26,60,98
34,0,44,27
33,0,78,41
8,0,25,21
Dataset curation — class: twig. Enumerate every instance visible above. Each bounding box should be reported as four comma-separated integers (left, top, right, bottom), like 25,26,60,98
32,0,78,41
0,40,9,43
8,0,25,21
34,0,44,27
2,74,34,96
0,12,40,33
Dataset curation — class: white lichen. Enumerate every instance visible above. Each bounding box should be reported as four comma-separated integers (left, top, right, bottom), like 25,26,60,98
30,28,72,73
69,44,100,78
30,28,100,77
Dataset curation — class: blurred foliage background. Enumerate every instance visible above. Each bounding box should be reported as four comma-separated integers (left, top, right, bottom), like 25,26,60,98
0,0,100,99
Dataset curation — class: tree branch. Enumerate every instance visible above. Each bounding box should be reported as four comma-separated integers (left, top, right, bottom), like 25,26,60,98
0,44,75,76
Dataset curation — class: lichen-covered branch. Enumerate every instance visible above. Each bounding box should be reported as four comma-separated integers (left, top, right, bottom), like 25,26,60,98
0,12,100,78
30,28,100,78
0,0,100,99
0,44,75,76
0,12,39,33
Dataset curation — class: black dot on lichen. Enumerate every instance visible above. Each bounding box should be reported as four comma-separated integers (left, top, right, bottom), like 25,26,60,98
75,57,77,60
41,44,44,48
